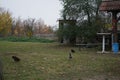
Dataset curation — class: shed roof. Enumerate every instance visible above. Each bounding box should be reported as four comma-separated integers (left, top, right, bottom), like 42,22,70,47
99,0,120,11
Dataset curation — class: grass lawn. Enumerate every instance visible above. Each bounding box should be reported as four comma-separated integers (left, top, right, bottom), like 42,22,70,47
0,41,120,80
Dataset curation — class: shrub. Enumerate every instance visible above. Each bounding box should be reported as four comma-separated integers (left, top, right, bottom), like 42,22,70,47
0,36,55,43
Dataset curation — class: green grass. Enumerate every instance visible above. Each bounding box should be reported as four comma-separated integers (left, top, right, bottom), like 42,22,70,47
0,41,120,80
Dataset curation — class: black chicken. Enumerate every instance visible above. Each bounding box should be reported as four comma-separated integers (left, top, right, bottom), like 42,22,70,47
71,49,75,53
12,56,20,62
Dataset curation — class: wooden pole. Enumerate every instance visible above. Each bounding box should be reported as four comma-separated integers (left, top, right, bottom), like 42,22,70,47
112,12,118,43
112,12,119,53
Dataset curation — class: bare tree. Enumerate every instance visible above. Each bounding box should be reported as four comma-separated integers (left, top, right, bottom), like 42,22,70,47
23,18,35,38
34,19,45,34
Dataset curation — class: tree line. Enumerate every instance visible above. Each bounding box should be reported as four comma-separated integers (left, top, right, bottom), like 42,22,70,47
0,8,54,38
57,0,112,44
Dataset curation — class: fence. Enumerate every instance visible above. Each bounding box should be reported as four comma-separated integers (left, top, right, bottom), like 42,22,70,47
34,34,57,40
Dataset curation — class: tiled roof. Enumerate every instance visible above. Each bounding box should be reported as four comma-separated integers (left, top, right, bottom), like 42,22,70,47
99,1,120,11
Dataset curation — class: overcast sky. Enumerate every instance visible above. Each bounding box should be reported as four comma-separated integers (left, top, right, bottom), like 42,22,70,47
0,0,63,26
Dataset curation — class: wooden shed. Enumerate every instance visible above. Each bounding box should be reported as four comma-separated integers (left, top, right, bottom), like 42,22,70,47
58,20,76,44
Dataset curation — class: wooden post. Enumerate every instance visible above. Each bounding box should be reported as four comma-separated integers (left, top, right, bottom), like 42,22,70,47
112,12,119,53
112,12,118,43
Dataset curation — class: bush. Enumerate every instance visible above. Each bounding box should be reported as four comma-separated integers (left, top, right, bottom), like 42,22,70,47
0,36,55,43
